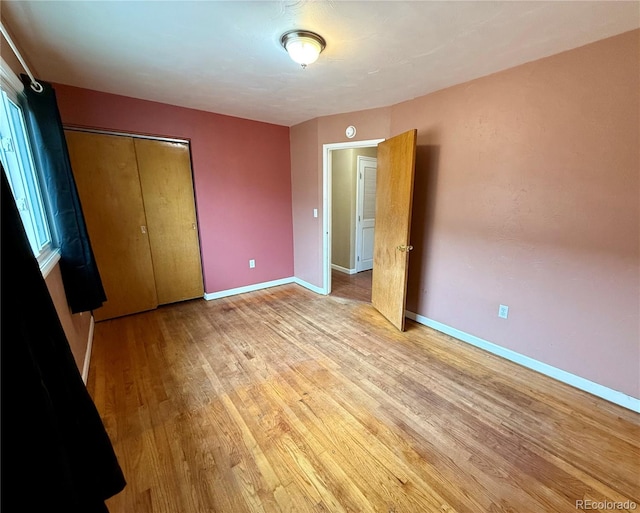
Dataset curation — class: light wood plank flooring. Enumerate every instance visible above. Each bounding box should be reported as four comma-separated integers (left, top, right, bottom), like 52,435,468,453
331,269,372,303
88,283,640,513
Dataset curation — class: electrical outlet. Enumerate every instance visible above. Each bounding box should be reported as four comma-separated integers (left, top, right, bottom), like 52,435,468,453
249,259,255,269
498,304,509,319
313,208,318,218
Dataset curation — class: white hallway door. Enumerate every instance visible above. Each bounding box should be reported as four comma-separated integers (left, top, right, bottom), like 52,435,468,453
356,156,377,272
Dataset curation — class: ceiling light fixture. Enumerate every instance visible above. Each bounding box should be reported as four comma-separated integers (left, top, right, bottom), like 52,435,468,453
280,30,326,69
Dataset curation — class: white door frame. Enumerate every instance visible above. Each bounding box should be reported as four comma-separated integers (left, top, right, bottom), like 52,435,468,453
322,138,384,295
355,155,377,272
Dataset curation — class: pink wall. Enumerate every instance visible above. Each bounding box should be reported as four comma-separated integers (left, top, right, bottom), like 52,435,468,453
54,84,294,294
290,118,321,285
317,107,392,146
290,30,639,398
395,29,639,398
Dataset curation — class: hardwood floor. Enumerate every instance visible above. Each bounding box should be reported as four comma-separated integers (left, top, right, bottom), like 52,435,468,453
88,283,640,513
331,269,372,303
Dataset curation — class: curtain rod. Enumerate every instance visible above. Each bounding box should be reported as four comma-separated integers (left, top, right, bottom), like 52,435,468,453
0,22,43,93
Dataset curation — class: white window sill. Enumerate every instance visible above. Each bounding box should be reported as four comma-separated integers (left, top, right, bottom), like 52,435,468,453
39,248,61,279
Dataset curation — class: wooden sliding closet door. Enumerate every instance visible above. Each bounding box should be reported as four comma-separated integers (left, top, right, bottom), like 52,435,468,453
65,131,158,321
134,139,204,304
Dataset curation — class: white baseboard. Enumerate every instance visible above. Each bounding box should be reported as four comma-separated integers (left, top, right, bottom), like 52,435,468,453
203,276,328,301
331,264,357,275
204,277,295,300
204,276,326,301
406,311,640,413
82,315,95,384
293,277,326,295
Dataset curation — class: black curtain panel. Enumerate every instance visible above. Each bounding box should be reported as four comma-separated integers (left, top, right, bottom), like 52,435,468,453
1,169,126,512
19,74,106,313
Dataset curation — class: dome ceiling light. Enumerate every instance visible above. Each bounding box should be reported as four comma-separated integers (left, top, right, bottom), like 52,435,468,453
280,30,326,69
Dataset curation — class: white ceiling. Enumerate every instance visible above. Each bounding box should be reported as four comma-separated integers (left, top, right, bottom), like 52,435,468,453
2,1,639,127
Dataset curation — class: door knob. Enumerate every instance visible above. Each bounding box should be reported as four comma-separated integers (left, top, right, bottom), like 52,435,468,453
396,245,414,252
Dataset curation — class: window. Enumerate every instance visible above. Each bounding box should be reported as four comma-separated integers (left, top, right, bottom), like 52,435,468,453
0,65,58,273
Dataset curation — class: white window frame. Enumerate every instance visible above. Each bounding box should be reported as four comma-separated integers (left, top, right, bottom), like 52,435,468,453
0,57,60,277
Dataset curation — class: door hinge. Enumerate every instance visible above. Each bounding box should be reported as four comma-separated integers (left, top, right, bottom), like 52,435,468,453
357,256,360,261
360,172,362,179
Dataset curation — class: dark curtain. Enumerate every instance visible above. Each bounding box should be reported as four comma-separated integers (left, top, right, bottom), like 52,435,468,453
1,169,126,512
19,74,106,313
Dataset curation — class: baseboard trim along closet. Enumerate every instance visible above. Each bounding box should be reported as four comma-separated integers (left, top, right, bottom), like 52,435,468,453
406,311,640,413
81,315,95,384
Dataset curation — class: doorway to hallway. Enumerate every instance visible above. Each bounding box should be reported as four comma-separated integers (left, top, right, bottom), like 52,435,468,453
324,139,383,297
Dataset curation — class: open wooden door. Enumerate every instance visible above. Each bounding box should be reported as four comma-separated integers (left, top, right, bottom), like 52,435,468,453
371,129,417,331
